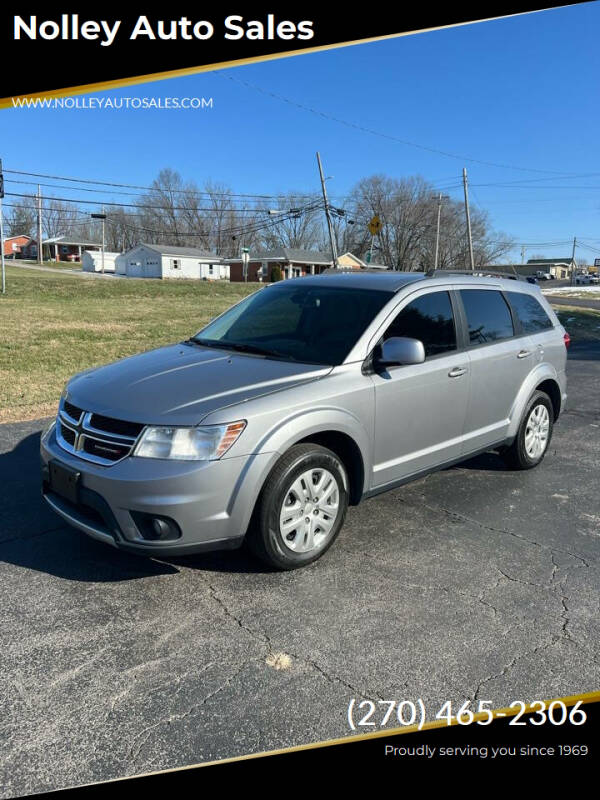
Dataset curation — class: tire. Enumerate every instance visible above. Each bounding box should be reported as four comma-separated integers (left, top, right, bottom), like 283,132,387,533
502,390,554,470
247,443,349,570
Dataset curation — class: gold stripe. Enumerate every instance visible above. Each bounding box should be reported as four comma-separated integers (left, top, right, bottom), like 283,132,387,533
0,9,548,109
73,688,600,787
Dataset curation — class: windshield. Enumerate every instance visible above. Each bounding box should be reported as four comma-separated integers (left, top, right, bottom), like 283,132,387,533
192,283,394,366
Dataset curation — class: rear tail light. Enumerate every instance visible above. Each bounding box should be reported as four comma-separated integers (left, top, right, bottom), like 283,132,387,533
564,332,571,349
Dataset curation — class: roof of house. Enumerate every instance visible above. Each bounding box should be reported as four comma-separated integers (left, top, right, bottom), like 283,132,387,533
526,257,575,265
138,243,220,260
43,236,101,246
4,234,31,241
230,247,333,264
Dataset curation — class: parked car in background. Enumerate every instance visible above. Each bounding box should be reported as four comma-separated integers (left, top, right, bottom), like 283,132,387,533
536,271,553,281
575,273,599,285
41,270,569,570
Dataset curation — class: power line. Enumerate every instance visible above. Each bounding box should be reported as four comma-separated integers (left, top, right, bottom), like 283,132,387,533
3,168,320,201
4,190,322,215
219,72,581,177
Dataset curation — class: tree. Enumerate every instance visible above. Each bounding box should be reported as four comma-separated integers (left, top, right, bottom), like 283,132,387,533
257,192,322,252
345,174,513,270
5,196,36,238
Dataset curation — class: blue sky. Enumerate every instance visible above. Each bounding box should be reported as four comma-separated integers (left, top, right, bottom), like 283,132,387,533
2,3,600,262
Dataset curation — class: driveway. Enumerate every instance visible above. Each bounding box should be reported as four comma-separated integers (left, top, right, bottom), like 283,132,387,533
0,343,599,796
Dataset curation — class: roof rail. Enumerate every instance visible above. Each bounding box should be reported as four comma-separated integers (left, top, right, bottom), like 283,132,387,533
424,268,527,282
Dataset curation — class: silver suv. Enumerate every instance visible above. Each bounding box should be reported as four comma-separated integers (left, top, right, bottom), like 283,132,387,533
41,271,568,569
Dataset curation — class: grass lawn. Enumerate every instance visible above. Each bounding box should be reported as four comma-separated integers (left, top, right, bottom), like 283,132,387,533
555,306,600,342
0,267,257,423
11,259,83,270
1,269,597,425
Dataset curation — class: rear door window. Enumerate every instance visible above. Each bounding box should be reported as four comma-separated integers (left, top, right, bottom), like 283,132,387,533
383,291,457,357
506,291,554,333
459,289,514,345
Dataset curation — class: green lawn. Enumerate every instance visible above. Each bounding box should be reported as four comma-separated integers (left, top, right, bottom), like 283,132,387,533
0,268,257,423
1,268,597,425
555,306,600,343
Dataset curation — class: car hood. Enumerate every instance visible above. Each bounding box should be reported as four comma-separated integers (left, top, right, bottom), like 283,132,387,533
66,343,331,425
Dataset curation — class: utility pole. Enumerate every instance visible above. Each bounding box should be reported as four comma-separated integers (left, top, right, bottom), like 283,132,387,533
0,158,5,294
570,236,577,286
434,192,442,271
316,151,338,269
462,168,475,271
101,205,105,273
521,245,526,265
37,184,43,265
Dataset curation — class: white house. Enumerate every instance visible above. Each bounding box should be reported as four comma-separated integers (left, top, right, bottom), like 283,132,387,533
82,250,119,273
115,244,228,280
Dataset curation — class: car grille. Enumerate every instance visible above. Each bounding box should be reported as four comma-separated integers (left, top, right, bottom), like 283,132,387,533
56,398,145,465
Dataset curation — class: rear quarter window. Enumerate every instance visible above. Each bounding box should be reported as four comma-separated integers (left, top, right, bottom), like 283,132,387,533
459,289,514,345
506,291,554,334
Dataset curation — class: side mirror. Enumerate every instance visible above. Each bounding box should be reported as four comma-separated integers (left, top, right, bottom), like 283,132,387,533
376,337,425,368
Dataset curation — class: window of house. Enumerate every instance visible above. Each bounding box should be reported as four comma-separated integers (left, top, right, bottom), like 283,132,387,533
208,264,214,274
506,291,553,334
383,291,457,358
459,289,514,345
172,259,180,269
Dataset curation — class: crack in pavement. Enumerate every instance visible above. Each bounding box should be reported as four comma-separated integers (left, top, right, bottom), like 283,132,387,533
202,577,382,701
400,497,593,568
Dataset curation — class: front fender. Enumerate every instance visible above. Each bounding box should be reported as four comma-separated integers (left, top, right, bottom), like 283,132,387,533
507,363,559,438
226,407,372,535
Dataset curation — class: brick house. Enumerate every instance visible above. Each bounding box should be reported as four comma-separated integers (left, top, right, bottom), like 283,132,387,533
2,234,32,258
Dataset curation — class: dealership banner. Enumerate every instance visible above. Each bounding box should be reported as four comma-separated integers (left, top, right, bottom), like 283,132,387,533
47,692,599,792
0,3,582,102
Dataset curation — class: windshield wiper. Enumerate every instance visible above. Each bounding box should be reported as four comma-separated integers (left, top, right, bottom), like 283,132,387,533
189,338,296,361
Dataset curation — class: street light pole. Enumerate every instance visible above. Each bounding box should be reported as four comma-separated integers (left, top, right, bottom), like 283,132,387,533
91,211,107,274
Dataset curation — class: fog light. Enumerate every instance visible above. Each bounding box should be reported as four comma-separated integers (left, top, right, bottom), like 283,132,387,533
130,512,181,541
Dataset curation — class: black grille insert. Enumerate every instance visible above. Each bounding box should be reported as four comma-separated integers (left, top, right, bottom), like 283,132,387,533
60,424,76,446
89,414,144,438
63,400,83,421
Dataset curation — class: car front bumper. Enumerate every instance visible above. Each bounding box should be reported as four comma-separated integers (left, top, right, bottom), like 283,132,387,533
40,423,276,556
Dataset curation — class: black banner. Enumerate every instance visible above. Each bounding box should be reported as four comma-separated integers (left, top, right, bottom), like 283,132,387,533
39,694,599,795
0,3,585,99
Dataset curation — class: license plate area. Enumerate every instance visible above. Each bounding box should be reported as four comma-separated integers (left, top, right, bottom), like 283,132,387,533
49,460,81,504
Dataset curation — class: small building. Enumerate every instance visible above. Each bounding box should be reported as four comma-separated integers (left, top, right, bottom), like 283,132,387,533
82,250,119,273
116,244,227,280
228,248,334,282
526,257,576,280
2,234,32,258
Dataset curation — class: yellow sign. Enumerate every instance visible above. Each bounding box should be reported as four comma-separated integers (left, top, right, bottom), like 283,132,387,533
368,215,382,236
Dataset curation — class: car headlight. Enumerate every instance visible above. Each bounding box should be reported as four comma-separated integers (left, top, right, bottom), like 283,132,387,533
133,421,246,461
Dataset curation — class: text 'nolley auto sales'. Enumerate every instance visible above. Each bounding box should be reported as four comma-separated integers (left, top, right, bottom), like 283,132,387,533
13,15,315,47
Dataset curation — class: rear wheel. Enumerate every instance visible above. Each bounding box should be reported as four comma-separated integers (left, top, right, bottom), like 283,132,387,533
247,443,349,570
502,390,553,470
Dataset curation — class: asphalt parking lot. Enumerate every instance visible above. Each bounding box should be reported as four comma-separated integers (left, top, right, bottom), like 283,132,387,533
1,342,599,796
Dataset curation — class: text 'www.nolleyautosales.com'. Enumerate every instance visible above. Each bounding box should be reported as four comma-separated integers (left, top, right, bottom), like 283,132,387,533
11,96,214,110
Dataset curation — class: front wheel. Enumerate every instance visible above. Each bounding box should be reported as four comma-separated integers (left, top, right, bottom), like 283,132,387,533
247,443,349,570
502,390,553,470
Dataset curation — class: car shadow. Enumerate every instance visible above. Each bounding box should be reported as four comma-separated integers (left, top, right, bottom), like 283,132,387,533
446,450,509,472
0,430,179,582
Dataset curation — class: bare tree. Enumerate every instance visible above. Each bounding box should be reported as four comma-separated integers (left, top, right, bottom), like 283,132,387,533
5,196,37,238
346,174,513,270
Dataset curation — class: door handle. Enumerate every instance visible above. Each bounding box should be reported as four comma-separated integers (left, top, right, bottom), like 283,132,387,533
448,366,467,378
517,350,531,359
